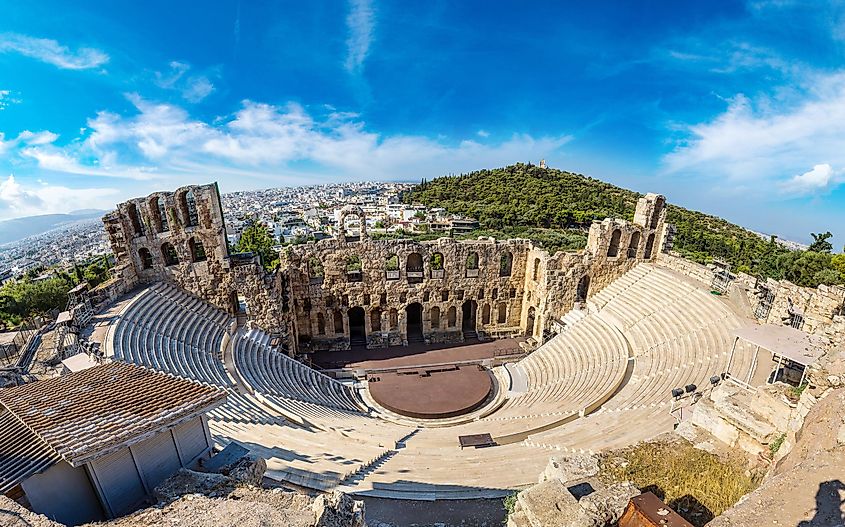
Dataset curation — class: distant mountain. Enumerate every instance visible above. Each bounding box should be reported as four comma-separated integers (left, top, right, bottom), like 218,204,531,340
0,210,106,245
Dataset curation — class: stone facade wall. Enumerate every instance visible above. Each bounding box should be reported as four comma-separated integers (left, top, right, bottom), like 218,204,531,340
102,183,670,354
102,183,286,335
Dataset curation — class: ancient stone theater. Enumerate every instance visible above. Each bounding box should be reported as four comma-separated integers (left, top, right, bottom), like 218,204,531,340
73,181,839,499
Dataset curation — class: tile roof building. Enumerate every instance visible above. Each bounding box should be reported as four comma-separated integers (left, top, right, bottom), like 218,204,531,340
0,361,226,525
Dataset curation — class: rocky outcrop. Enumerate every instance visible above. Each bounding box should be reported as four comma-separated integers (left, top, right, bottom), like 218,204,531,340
311,491,366,527
707,388,845,526
508,455,638,527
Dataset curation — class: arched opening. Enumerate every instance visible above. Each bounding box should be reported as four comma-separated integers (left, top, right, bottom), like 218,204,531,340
231,291,248,315
127,203,144,236
161,242,178,266
607,229,621,257
461,300,477,335
430,252,444,278
406,252,423,283
481,304,491,325
346,256,363,282
526,307,536,337
189,237,207,262
180,190,199,227
577,275,590,303
153,196,169,233
339,206,366,242
650,196,664,229
406,303,423,342
431,306,441,329
447,306,457,328
532,258,541,281
627,231,641,259
333,310,344,335
348,307,366,347
370,308,382,332
497,302,507,324
499,252,513,277
385,254,399,280
644,233,656,259
465,252,479,278
316,313,326,335
138,248,153,269
389,309,399,330
309,257,324,284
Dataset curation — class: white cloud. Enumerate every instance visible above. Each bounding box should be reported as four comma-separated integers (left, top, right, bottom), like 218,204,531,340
344,0,375,73
154,61,215,103
663,71,845,194
1,96,571,189
0,33,108,70
780,164,840,194
0,175,118,220
477,130,490,138
0,90,21,110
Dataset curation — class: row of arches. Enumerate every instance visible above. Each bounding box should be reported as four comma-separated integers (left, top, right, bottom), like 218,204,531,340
309,300,520,343
308,251,515,281
607,230,655,259
137,237,207,269
126,190,201,237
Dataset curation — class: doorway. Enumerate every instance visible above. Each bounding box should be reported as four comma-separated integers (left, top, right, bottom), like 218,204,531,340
348,307,366,347
405,303,423,342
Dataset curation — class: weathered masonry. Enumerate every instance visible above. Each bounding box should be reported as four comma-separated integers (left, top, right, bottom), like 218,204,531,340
101,183,670,354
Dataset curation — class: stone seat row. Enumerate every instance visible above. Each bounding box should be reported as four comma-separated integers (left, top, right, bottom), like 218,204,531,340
233,328,362,413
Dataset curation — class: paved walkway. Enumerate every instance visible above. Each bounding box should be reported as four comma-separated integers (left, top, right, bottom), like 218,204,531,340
312,337,525,370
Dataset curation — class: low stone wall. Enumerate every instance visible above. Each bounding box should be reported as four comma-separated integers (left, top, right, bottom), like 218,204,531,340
655,252,713,285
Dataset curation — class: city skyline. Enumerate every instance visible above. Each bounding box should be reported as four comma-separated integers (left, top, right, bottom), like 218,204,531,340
1,1,845,245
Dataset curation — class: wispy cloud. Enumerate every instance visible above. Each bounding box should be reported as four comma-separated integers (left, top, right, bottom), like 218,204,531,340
0,175,118,220
154,61,215,103
0,90,21,110
662,71,845,195
0,95,571,190
0,33,108,70
344,0,375,73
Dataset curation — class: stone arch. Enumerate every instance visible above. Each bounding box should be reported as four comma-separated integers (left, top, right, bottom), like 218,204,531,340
138,248,153,269
406,302,423,341
346,256,363,282
316,313,326,335
151,196,169,233
482,304,491,325
650,196,665,229
430,252,444,278
499,252,513,277
627,231,641,259
161,242,179,266
461,300,477,332
497,302,507,324
178,189,199,228
188,237,207,262
333,310,344,335
532,258,541,281
389,308,399,330
127,202,144,236
406,252,423,283
338,204,367,242
370,307,382,332
607,229,621,257
430,306,441,329
447,306,457,328
644,233,656,259
526,307,536,337
308,257,324,282
348,307,366,346
385,254,399,278
577,275,590,302
466,252,479,277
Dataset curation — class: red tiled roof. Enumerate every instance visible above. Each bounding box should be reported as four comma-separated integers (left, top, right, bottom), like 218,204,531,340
0,408,59,494
0,361,226,466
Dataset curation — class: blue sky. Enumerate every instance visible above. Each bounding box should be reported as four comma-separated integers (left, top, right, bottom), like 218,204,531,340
1,1,844,246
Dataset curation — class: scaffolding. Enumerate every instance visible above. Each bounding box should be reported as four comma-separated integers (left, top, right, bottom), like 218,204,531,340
753,279,775,320
710,260,733,295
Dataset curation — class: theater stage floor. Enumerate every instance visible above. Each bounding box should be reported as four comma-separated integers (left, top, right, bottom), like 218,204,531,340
311,337,525,370
367,365,493,419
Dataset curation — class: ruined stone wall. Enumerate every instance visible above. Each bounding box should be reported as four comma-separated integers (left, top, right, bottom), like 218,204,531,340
655,252,713,286
102,183,285,335
281,237,532,351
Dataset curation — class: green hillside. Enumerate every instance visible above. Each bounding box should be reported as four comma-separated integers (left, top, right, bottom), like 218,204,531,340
402,163,844,287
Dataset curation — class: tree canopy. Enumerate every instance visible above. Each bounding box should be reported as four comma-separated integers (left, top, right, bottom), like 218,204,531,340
235,221,280,272
402,163,844,287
